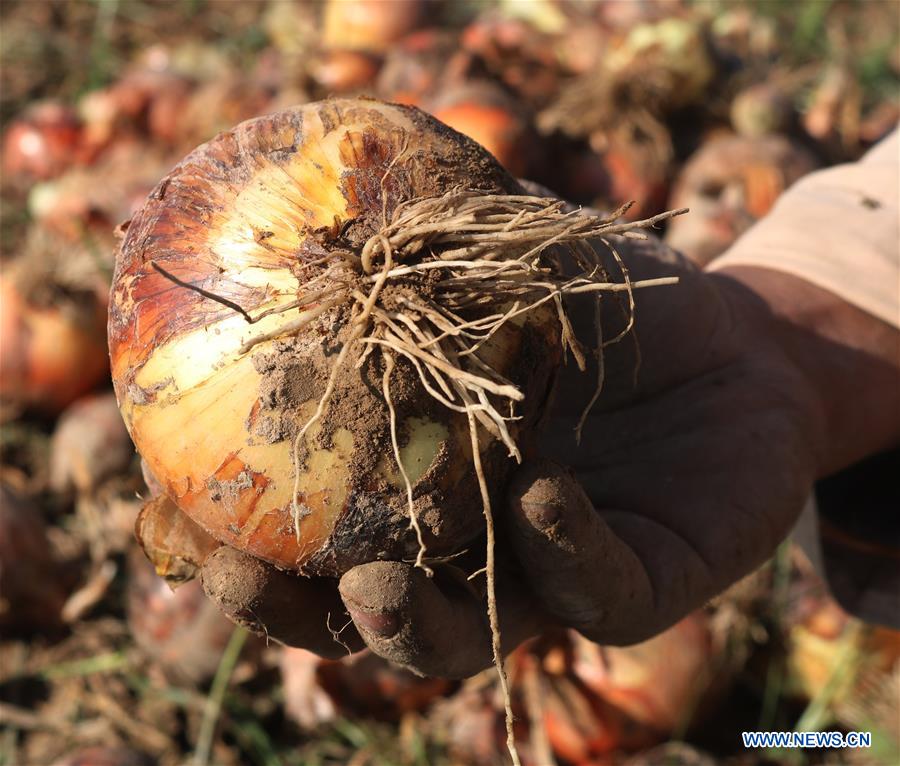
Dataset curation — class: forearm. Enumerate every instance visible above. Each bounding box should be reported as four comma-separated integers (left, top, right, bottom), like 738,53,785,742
714,266,900,478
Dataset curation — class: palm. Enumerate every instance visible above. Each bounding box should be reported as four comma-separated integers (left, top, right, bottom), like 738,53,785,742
530,236,819,642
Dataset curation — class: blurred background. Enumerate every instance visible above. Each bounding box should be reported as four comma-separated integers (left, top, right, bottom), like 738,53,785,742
0,1,898,765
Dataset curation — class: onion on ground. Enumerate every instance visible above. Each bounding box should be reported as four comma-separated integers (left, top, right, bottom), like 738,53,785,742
281,646,452,730
126,548,239,684
427,83,535,177
50,392,134,496
781,555,900,739
1,101,86,182
0,483,69,630
665,133,817,266
321,0,426,54
1,230,109,416
375,30,464,108
309,49,382,95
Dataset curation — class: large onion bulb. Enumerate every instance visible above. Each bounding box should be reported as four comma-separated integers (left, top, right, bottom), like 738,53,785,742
109,99,563,576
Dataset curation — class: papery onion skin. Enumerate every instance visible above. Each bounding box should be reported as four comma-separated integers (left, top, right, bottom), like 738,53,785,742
110,99,561,577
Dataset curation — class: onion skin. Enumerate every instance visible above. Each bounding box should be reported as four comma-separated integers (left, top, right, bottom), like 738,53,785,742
110,99,560,576
135,494,221,584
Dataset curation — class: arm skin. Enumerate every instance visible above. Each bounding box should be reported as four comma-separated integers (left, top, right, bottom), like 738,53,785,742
717,265,900,477
199,237,899,678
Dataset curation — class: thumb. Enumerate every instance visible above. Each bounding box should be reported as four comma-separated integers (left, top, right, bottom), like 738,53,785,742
507,459,655,645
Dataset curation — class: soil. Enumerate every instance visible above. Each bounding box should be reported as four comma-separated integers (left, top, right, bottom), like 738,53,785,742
249,308,499,577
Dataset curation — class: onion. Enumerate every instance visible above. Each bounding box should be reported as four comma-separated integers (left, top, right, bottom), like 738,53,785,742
428,85,534,177
1,102,85,182
730,82,794,138
310,50,382,94
665,133,817,265
0,483,68,630
109,98,565,576
78,70,190,151
321,0,425,53
50,392,134,496
783,558,900,708
376,30,463,107
28,139,174,242
110,97,681,575
571,614,716,736
126,547,237,683
429,619,721,764
459,16,563,108
0,245,109,415
281,646,451,729
606,18,714,108
541,675,638,761
174,76,275,148
429,673,515,765
556,25,610,76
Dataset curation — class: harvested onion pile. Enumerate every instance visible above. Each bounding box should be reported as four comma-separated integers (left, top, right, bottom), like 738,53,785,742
109,97,680,763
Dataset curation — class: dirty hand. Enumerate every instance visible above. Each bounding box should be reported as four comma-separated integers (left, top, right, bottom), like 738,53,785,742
197,233,897,678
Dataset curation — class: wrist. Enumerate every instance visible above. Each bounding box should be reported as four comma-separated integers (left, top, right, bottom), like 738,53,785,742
713,266,900,477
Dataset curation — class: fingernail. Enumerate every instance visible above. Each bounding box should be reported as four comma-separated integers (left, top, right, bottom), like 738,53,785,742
520,500,561,529
346,602,400,638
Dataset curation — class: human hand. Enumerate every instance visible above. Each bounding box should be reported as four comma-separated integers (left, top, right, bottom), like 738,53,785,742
306,236,829,674
144,224,895,678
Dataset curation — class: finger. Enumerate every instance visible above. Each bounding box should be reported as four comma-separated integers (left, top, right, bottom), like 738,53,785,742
201,546,364,658
338,560,542,679
507,459,655,645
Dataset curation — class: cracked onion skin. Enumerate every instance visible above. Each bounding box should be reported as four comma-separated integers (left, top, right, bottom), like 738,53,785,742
109,98,560,576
